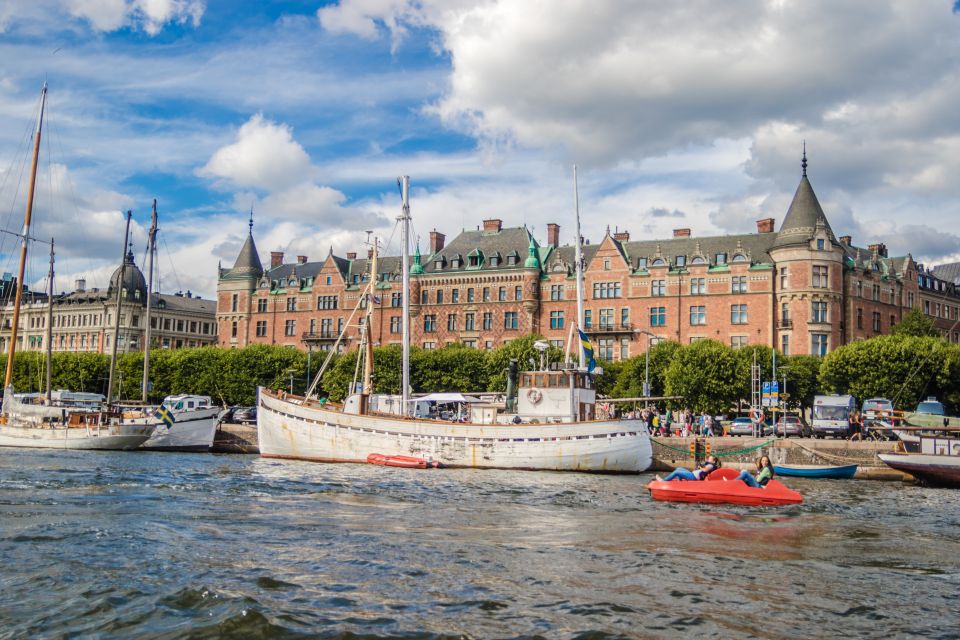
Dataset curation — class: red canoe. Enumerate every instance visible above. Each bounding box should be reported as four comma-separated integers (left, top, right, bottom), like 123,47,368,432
646,467,803,506
367,453,441,469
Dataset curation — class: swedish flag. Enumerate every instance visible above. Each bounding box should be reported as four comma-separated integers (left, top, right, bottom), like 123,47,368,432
577,328,596,373
154,404,175,429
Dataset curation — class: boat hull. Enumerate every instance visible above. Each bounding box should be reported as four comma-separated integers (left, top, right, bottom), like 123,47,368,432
773,464,858,479
878,453,960,488
257,390,652,473
647,469,803,506
132,408,220,452
0,423,154,450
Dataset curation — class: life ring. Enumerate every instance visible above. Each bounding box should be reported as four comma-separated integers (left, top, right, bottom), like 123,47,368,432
527,389,543,404
749,408,764,423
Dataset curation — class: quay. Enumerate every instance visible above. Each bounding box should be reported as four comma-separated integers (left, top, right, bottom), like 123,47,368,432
652,436,910,480
212,423,258,454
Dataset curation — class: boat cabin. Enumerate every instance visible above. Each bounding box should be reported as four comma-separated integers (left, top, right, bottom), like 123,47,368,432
517,370,596,422
163,395,212,412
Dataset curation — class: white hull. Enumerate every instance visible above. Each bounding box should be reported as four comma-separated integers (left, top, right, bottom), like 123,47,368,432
131,407,220,452
0,423,154,450
257,389,653,473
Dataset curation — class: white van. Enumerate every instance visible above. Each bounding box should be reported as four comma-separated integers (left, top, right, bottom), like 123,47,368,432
812,394,856,438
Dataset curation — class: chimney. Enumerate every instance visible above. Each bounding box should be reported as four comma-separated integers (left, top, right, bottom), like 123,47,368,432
346,252,357,260
74,278,86,292
297,255,307,264
868,243,888,258
756,218,775,233
482,219,502,233
270,251,284,268
429,230,446,254
673,228,691,238
613,230,630,242
839,235,852,246
547,223,560,248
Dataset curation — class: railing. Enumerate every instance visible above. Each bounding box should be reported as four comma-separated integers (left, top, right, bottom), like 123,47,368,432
586,322,633,333
301,331,338,341
778,318,792,329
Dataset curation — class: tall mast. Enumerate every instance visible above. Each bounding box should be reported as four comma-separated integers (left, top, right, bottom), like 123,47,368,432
573,165,586,369
141,200,158,402
44,239,54,403
106,211,132,405
3,83,47,391
361,237,379,407
398,176,411,416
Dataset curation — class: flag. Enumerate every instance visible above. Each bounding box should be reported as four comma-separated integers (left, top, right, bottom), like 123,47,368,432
372,295,381,304
154,404,175,429
578,328,596,373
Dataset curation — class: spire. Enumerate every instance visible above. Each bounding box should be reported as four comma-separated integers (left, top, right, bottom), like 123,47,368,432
524,233,540,268
410,242,424,275
249,207,254,235
802,141,808,177
224,216,264,279
772,147,837,250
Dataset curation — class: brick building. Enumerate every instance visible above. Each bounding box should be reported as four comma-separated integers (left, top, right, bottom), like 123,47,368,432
217,157,960,358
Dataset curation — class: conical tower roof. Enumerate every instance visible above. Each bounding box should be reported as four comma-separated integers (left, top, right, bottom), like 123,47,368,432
772,151,837,250
224,213,264,279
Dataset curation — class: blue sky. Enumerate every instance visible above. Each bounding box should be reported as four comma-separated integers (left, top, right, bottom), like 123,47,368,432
1,1,959,297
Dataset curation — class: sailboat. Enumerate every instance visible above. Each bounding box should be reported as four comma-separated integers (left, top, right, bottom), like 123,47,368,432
0,84,154,450
255,174,653,472
115,200,221,452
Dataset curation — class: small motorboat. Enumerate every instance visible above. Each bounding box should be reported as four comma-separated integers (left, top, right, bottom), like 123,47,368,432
367,453,441,469
773,464,858,479
646,468,803,506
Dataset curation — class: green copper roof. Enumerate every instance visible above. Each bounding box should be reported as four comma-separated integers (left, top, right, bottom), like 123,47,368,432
411,244,424,275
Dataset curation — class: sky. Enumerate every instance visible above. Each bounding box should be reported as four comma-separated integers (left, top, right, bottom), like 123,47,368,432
0,0,959,298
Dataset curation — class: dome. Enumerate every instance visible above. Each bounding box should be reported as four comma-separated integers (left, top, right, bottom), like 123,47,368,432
109,248,148,303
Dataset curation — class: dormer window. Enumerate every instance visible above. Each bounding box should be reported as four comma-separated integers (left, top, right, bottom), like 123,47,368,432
690,256,705,265
507,252,519,266
675,255,686,267
716,253,727,265
450,255,462,269
732,253,748,263
817,239,825,250
353,274,359,284
489,254,501,267
469,254,480,267
651,258,666,267
637,257,648,269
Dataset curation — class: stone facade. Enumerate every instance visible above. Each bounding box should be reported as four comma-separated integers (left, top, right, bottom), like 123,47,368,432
217,162,960,358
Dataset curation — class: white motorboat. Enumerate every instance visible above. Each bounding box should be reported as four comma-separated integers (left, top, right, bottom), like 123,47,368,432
124,395,221,452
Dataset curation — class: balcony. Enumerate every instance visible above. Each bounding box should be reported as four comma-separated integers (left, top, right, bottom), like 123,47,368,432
585,322,633,335
778,318,793,329
302,331,340,342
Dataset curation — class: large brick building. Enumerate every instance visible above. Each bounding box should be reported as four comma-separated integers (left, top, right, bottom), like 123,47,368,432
217,158,960,359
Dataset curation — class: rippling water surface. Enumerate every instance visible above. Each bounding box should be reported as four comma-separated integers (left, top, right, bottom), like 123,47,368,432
1,450,958,639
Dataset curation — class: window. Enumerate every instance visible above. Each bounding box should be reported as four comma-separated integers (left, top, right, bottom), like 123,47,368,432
447,314,458,331
732,253,748,263
326,276,332,285
498,287,506,301
812,265,829,288
550,310,564,330
812,333,828,356
231,294,238,312
584,309,592,328
256,321,267,337
468,254,480,268
857,308,863,329
872,284,880,301
515,286,522,301
421,290,428,305
483,287,490,302
508,254,518,266
690,256,706,265
650,307,666,327
451,289,459,304
485,341,494,350
391,293,401,307
621,308,629,327
437,290,444,304
483,313,492,330
817,238,825,250
593,282,622,299
423,342,435,350
284,297,295,311
317,295,338,310
321,318,334,337
176,320,184,332
620,337,630,360
463,339,477,348
731,304,748,324
637,257,648,269
464,313,475,331
386,316,400,334
257,298,268,313
504,312,518,330
598,338,614,360
689,306,706,325
731,336,748,349
551,284,563,300
652,280,666,296
284,319,295,336
781,334,790,356
779,268,787,289
675,255,686,268
781,303,790,324
856,281,863,298
603,258,611,270
189,321,197,333
812,301,828,323
716,253,727,265
872,312,881,332
423,315,436,332
550,339,564,349
731,276,747,294
599,308,614,328
690,278,705,295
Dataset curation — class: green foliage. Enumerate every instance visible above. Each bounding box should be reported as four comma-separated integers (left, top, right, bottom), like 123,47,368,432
485,335,564,392
609,340,681,401
664,339,740,414
892,308,941,338
782,354,821,411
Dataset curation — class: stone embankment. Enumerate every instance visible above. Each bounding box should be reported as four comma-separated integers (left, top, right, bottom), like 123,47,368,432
212,423,258,454
651,437,910,480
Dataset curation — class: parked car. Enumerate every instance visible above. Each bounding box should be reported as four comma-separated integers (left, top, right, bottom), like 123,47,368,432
862,398,895,422
232,406,258,424
915,397,946,416
727,416,770,437
774,415,808,438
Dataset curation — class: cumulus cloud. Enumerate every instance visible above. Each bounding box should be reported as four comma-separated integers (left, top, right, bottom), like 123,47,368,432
67,0,205,35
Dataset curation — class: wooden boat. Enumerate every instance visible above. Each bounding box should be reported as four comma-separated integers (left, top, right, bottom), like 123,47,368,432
882,427,960,487
646,468,803,506
773,464,858,479
367,453,441,469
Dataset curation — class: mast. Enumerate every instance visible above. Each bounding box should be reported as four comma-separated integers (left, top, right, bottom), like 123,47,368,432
142,200,158,402
106,211,132,405
3,83,47,392
44,239,54,403
573,165,586,369
360,236,378,412
398,176,411,416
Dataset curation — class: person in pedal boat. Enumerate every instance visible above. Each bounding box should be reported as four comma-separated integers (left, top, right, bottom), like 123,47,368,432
656,455,721,481
735,455,774,488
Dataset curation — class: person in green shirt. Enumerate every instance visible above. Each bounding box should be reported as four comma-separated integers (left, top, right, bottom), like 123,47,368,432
736,455,774,488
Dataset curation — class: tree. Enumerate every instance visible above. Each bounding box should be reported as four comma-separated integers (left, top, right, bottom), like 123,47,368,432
664,340,740,414
485,335,563,392
892,308,941,338
610,340,681,402
782,354,821,415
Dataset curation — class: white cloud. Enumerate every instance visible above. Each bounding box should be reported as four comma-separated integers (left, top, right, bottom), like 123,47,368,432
66,0,205,35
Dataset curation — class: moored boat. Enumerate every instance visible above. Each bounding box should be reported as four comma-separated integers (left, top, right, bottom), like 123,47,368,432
880,427,960,487
646,468,803,506
773,464,858,479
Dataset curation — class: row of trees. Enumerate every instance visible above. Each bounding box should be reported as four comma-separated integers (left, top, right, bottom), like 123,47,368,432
2,310,954,414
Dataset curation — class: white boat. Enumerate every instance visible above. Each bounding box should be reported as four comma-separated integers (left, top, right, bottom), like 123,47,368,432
124,395,221,452
881,426,960,487
0,83,153,451
257,174,653,473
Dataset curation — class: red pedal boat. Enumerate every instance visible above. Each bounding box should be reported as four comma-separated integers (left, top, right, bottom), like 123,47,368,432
646,468,802,506
367,453,441,469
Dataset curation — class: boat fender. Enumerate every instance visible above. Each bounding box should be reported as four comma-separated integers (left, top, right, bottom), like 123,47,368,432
527,389,543,404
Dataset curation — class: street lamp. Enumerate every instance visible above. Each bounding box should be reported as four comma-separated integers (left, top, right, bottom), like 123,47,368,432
634,329,657,402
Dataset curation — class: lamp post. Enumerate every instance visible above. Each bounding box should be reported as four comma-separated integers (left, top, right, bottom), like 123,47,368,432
634,329,657,404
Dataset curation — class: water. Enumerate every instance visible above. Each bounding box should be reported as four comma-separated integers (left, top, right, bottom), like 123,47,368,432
1,451,958,639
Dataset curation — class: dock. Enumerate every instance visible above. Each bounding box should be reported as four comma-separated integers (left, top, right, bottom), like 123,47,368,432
212,423,258,454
